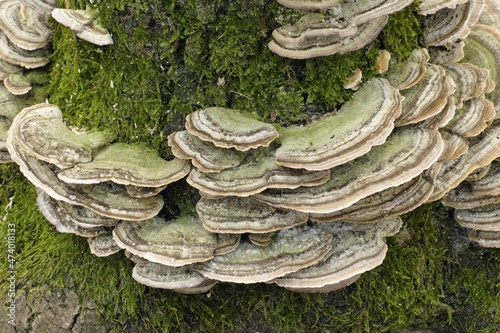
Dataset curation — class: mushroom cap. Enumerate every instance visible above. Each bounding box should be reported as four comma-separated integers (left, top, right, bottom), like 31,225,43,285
36,188,110,237
445,95,495,137
0,30,49,68
55,200,120,228
87,232,121,257
277,0,341,10
0,0,50,51
311,164,439,223
51,8,95,32
4,73,32,95
9,103,115,169
384,48,430,90
477,0,500,30
273,217,402,289
187,146,330,197
57,142,191,187
76,21,114,46
167,130,243,173
197,196,309,234
438,129,469,162
343,68,363,90
194,223,334,283
19,0,56,14
375,50,391,74
429,122,500,202
443,62,493,109
420,96,456,131
455,203,500,231
254,127,443,213
8,139,164,220
132,261,215,291
419,0,469,16
275,78,402,170
185,107,279,151
421,0,485,47
395,64,455,127
113,216,218,266
268,16,388,59
462,24,500,117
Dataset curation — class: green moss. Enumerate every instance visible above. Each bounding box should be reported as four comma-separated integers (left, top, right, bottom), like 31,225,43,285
2,0,500,332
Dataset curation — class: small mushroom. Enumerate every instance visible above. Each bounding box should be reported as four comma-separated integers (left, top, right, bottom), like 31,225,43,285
395,64,455,127
343,68,362,91
375,50,391,74
132,261,216,292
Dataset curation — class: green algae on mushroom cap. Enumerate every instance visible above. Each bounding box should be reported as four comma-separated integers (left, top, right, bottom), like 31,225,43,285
462,24,500,117
9,103,115,169
113,216,218,266
273,217,402,291
57,142,191,187
185,107,279,151
7,140,164,220
187,146,330,197
254,127,443,214
275,78,402,171
194,223,334,283
168,130,243,173
197,196,309,234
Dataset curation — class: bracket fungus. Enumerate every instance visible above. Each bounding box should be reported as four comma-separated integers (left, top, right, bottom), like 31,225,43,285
419,0,470,15
51,7,113,46
194,223,334,284
9,103,115,169
273,217,402,292
188,146,330,197
255,127,443,214
113,216,219,266
0,0,51,51
185,107,279,151
421,0,485,47
196,196,309,234
275,78,402,170
57,142,191,188
167,130,243,173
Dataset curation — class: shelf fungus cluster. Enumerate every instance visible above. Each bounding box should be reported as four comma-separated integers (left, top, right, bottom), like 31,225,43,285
4,0,500,295
418,0,500,248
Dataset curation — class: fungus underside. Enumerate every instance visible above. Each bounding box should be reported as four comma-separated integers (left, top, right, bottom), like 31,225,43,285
1,0,499,331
